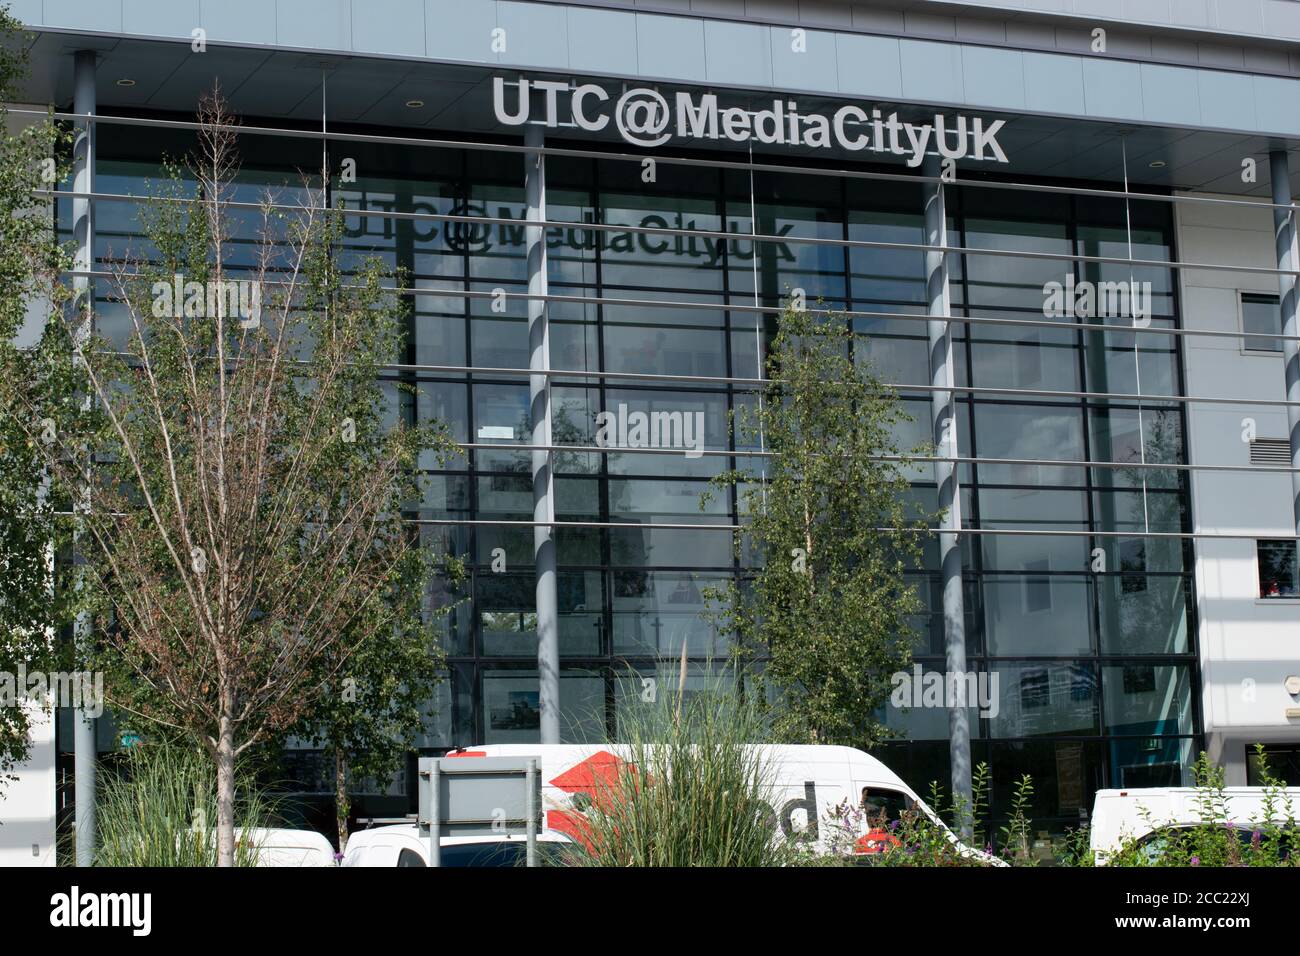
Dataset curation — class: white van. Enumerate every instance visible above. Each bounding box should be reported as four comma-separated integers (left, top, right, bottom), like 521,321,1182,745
246,827,337,867
349,743,998,866
343,826,568,867
1089,787,1300,864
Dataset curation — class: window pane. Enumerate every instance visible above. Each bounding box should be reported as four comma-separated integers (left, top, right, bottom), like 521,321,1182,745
1258,539,1299,597
1242,293,1282,352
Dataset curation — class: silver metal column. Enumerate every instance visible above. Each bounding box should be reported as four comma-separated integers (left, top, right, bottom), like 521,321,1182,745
1269,151,1300,537
71,49,96,867
922,157,973,830
525,124,560,744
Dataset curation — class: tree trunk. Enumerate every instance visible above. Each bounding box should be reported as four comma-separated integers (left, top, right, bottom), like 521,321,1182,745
335,748,349,856
216,708,236,867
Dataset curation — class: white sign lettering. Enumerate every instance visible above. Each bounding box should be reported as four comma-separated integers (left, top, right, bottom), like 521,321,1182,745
492,77,1010,165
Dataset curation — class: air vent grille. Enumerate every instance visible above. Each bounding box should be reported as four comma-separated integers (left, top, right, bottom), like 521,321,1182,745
1250,438,1291,465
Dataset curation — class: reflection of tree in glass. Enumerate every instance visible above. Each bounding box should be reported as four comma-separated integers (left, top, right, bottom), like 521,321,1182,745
1111,407,1187,660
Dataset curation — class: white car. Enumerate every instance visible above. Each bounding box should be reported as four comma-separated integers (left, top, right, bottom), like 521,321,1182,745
342,825,568,867
242,827,337,867
1089,786,1300,864
413,743,1003,866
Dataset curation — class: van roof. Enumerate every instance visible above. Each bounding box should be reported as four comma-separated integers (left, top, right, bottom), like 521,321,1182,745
457,743,916,796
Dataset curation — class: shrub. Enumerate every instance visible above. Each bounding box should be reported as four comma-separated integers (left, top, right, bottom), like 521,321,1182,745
560,670,817,867
1105,749,1299,867
93,741,278,867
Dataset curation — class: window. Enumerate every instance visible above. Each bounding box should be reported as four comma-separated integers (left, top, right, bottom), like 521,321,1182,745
1119,539,1147,594
1022,559,1052,613
1020,669,1050,709
1247,745,1300,786
1241,292,1283,353
1257,539,1299,598
858,787,911,827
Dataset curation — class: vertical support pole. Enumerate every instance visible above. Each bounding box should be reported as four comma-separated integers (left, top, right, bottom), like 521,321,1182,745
525,758,538,867
922,156,973,834
1269,151,1300,539
71,49,96,868
428,759,441,867
526,124,560,745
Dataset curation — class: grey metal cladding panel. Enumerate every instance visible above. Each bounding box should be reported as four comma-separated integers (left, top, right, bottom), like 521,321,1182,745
770,26,838,92
899,38,963,104
1197,69,1258,131
1263,0,1300,39
1081,56,1145,121
199,0,277,45
1140,63,1200,127
6,0,42,27
1252,74,1300,136
797,0,852,28
1213,0,1266,36
277,0,350,52
122,0,199,39
1123,0,1173,20
1170,0,1211,28
1076,0,1125,15
961,45,1025,110
427,0,498,64
688,0,745,16
496,0,569,69
850,4,903,32
702,19,771,87
567,7,639,75
42,0,124,32
635,12,706,82
353,0,426,58
834,32,902,98
1023,51,1085,115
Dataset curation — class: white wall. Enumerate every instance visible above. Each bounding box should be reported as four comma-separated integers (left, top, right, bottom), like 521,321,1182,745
0,699,57,866
1177,192,1300,783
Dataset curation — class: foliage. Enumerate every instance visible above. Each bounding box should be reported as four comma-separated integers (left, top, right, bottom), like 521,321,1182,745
0,5,75,790
823,763,998,867
1105,749,1299,867
704,304,931,747
17,90,450,864
286,540,462,851
93,740,277,867
560,668,819,867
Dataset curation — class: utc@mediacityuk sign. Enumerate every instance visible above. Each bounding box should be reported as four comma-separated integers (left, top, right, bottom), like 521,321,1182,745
492,76,1011,166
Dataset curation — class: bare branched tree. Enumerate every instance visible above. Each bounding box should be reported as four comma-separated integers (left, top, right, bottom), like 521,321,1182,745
19,90,454,865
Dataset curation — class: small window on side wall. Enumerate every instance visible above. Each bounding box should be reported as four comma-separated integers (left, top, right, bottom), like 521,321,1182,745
1257,539,1299,598
1241,293,1283,353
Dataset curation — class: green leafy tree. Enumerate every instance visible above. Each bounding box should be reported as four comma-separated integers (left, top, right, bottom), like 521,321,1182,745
18,92,451,865
706,305,930,747
289,542,462,854
0,6,75,791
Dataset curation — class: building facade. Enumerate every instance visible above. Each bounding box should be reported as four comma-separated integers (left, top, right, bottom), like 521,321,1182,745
4,0,1300,863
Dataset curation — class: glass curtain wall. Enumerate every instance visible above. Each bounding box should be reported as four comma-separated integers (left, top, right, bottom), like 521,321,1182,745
73,120,1201,843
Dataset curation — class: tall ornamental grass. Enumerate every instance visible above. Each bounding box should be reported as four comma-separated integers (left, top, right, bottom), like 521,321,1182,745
93,742,277,867
562,671,814,867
